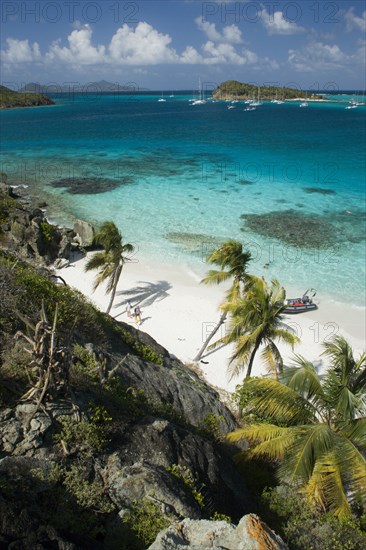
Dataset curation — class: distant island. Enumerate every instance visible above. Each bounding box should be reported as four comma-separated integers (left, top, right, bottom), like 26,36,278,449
20,80,149,94
0,85,54,109
212,80,324,101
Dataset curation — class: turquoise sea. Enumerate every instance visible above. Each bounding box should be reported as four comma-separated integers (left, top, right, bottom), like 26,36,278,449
1,91,365,306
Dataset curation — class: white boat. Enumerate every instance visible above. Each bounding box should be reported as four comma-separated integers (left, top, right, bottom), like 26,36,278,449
227,105,235,109
191,78,206,105
158,92,166,102
250,86,262,107
299,101,308,107
244,106,256,111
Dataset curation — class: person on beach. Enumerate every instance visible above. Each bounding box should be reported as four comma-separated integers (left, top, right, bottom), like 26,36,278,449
126,300,132,318
134,305,142,326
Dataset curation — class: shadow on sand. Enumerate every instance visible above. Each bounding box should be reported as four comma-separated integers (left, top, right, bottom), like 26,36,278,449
114,280,172,319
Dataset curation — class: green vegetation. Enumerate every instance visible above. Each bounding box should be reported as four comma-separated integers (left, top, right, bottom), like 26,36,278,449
195,239,252,360
210,275,299,379
85,220,134,314
0,84,54,109
229,338,366,519
167,464,206,509
122,498,172,546
213,80,323,100
262,485,366,550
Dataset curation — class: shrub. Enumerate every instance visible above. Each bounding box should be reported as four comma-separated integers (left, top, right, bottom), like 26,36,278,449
122,498,172,547
167,464,205,509
54,415,109,456
262,485,366,550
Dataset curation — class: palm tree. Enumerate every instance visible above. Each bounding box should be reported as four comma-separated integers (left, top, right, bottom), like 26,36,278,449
194,240,252,361
210,276,299,379
85,221,134,315
228,336,366,519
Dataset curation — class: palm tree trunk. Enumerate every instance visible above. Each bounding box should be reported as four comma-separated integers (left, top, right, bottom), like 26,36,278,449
194,311,227,362
245,339,261,378
106,265,122,315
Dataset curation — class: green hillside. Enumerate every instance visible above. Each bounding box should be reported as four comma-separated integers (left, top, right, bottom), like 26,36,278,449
0,84,54,109
212,80,323,101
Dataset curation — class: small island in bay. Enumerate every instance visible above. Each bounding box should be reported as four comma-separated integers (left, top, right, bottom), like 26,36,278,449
0,84,54,109
212,80,324,101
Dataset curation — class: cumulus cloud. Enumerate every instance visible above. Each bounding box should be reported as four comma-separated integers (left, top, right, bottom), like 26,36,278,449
195,17,242,44
1,38,41,63
1,21,262,71
108,22,178,64
344,8,366,32
47,25,105,65
288,41,353,72
261,9,305,35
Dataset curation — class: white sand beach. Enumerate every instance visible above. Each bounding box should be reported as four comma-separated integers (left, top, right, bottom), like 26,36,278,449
56,253,366,395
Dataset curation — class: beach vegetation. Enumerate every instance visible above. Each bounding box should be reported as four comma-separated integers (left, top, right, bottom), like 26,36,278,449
85,221,134,315
210,275,299,379
228,336,366,520
195,239,252,360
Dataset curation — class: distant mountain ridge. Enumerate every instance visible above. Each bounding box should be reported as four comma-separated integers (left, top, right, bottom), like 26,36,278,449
20,80,149,93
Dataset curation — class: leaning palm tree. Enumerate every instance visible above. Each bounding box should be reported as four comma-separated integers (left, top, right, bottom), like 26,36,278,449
228,336,366,519
210,276,299,379
85,221,134,315
194,240,252,361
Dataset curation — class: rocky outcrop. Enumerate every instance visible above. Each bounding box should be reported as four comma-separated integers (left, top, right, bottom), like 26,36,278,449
148,515,287,550
0,184,95,264
73,219,95,247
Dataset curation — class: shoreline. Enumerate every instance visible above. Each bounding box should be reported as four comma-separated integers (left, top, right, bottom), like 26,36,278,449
56,251,366,394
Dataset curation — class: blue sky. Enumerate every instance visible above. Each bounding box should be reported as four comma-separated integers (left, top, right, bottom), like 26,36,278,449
1,1,365,91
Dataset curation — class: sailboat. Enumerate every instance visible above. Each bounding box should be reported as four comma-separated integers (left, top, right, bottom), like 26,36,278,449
191,78,206,105
158,91,166,102
250,86,262,107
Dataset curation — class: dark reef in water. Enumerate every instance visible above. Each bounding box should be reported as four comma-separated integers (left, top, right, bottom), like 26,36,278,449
241,210,335,248
303,187,337,195
240,209,366,249
50,176,131,194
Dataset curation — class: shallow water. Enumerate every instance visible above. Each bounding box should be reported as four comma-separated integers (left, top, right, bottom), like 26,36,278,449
1,91,365,305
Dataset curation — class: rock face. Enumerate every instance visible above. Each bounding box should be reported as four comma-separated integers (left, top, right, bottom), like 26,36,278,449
73,218,95,247
148,515,288,550
0,185,97,263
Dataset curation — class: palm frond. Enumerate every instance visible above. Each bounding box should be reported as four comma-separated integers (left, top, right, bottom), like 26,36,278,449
84,252,109,271
340,417,366,449
281,355,326,408
201,269,232,286
260,341,282,378
279,424,334,483
240,378,316,425
304,452,351,519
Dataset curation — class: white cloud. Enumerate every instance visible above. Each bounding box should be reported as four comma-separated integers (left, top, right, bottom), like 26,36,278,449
261,9,305,35
202,41,254,65
195,17,242,44
1,38,41,63
1,21,263,71
47,25,105,65
288,41,352,72
108,22,178,65
345,8,366,32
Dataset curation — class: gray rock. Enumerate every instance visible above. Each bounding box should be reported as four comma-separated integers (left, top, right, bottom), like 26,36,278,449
101,416,251,520
73,219,94,247
148,515,288,550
